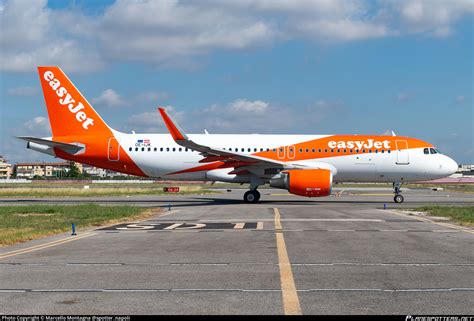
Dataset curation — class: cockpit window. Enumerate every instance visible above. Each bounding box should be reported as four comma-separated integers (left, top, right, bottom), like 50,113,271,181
423,148,429,154
434,148,441,154
430,148,437,154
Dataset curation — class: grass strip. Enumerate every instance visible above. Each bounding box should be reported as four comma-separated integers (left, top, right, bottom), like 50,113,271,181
0,204,155,246
0,186,217,197
416,206,474,227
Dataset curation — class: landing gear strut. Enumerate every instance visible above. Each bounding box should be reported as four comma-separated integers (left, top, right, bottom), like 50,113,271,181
244,178,262,203
244,190,260,203
393,182,404,203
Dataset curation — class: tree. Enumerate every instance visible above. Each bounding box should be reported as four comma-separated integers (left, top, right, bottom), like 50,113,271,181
66,162,81,178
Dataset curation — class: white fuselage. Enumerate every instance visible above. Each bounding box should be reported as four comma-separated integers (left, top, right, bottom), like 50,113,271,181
113,132,458,184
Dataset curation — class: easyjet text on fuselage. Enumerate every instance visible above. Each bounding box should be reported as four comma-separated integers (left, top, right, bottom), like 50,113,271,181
327,139,390,150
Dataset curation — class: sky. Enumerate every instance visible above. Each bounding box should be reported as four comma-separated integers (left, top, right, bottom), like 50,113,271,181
0,0,473,164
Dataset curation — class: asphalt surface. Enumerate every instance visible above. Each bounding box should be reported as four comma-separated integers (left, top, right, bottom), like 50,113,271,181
0,188,473,314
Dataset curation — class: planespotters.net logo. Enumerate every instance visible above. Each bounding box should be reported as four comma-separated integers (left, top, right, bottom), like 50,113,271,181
328,139,391,150
406,316,473,321
43,70,95,130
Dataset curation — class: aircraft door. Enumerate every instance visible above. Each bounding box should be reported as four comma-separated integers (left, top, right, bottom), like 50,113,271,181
287,145,295,159
108,137,120,161
277,146,286,160
395,140,409,165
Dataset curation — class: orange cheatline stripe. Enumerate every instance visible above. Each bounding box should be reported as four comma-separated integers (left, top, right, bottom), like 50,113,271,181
166,135,432,175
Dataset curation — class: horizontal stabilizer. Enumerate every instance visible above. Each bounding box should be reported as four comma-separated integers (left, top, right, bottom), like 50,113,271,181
16,136,84,154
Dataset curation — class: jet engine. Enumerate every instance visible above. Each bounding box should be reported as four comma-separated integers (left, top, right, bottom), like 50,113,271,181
269,169,332,197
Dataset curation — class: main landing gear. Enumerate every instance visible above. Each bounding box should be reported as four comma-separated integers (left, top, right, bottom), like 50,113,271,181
393,182,404,203
244,190,261,203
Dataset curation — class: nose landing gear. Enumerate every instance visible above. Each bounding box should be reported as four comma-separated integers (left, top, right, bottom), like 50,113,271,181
393,182,404,203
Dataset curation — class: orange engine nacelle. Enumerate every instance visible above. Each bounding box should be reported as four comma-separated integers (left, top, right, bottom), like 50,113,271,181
269,169,332,197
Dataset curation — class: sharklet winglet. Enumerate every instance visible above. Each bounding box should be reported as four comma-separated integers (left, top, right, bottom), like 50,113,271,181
157,107,188,141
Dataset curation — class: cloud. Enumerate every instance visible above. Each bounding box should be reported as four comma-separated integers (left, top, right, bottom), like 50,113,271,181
229,99,268,112
395,92,416,102
391,0,474,37
1,0,472,73
127,105,184,133
7,86,38,96
124,98,340,135
91,89,129,108
0,0,104,73
455,96,465,104
21,116,51,136
0,116,54,163
135,91,169,102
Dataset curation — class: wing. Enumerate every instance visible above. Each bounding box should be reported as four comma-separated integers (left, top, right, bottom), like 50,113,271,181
157,108,303,171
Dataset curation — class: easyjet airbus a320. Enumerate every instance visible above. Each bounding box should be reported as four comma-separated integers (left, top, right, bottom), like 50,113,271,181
18,67,458,203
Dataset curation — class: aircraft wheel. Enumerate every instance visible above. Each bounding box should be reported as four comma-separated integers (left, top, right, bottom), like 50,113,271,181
244,190,260,203
394,194,404,203
254,190,261,202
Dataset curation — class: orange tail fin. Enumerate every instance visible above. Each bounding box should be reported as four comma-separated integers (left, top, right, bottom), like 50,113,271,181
38,66,111,137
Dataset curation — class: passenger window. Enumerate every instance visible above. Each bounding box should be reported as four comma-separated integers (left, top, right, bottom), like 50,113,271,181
331,149,334,153
166,147,170,152
306,148,309,153
266,148,270,152
154,147,157,152
368,150,372,153
343,149,347,153
299,149,303,153
362,149,366,153
141,147,145,152
254,148,257,152
179,148,182,152
375,150,378,153
381,150,384,153
273,148,276,152
172,148,176,152
260,148,263,152
424,148,429,154
355,149,359,153
148,147,151,152
318,149,322,153
185,148,188,152
325,149,328,153
135,147,138,152
312,149,315,153
350,149,353,153
337,149,340,153
129,147,132,152
388,150,391,153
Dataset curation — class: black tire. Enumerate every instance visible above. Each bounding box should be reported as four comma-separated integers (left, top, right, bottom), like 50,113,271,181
394,194,404,203
254,190,261,202
244,190,259,203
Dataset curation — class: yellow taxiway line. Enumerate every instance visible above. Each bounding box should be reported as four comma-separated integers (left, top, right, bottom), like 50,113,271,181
0,232,97,260
274,208,302,315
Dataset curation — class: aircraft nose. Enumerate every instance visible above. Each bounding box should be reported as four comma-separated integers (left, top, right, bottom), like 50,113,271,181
442,156,458,176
